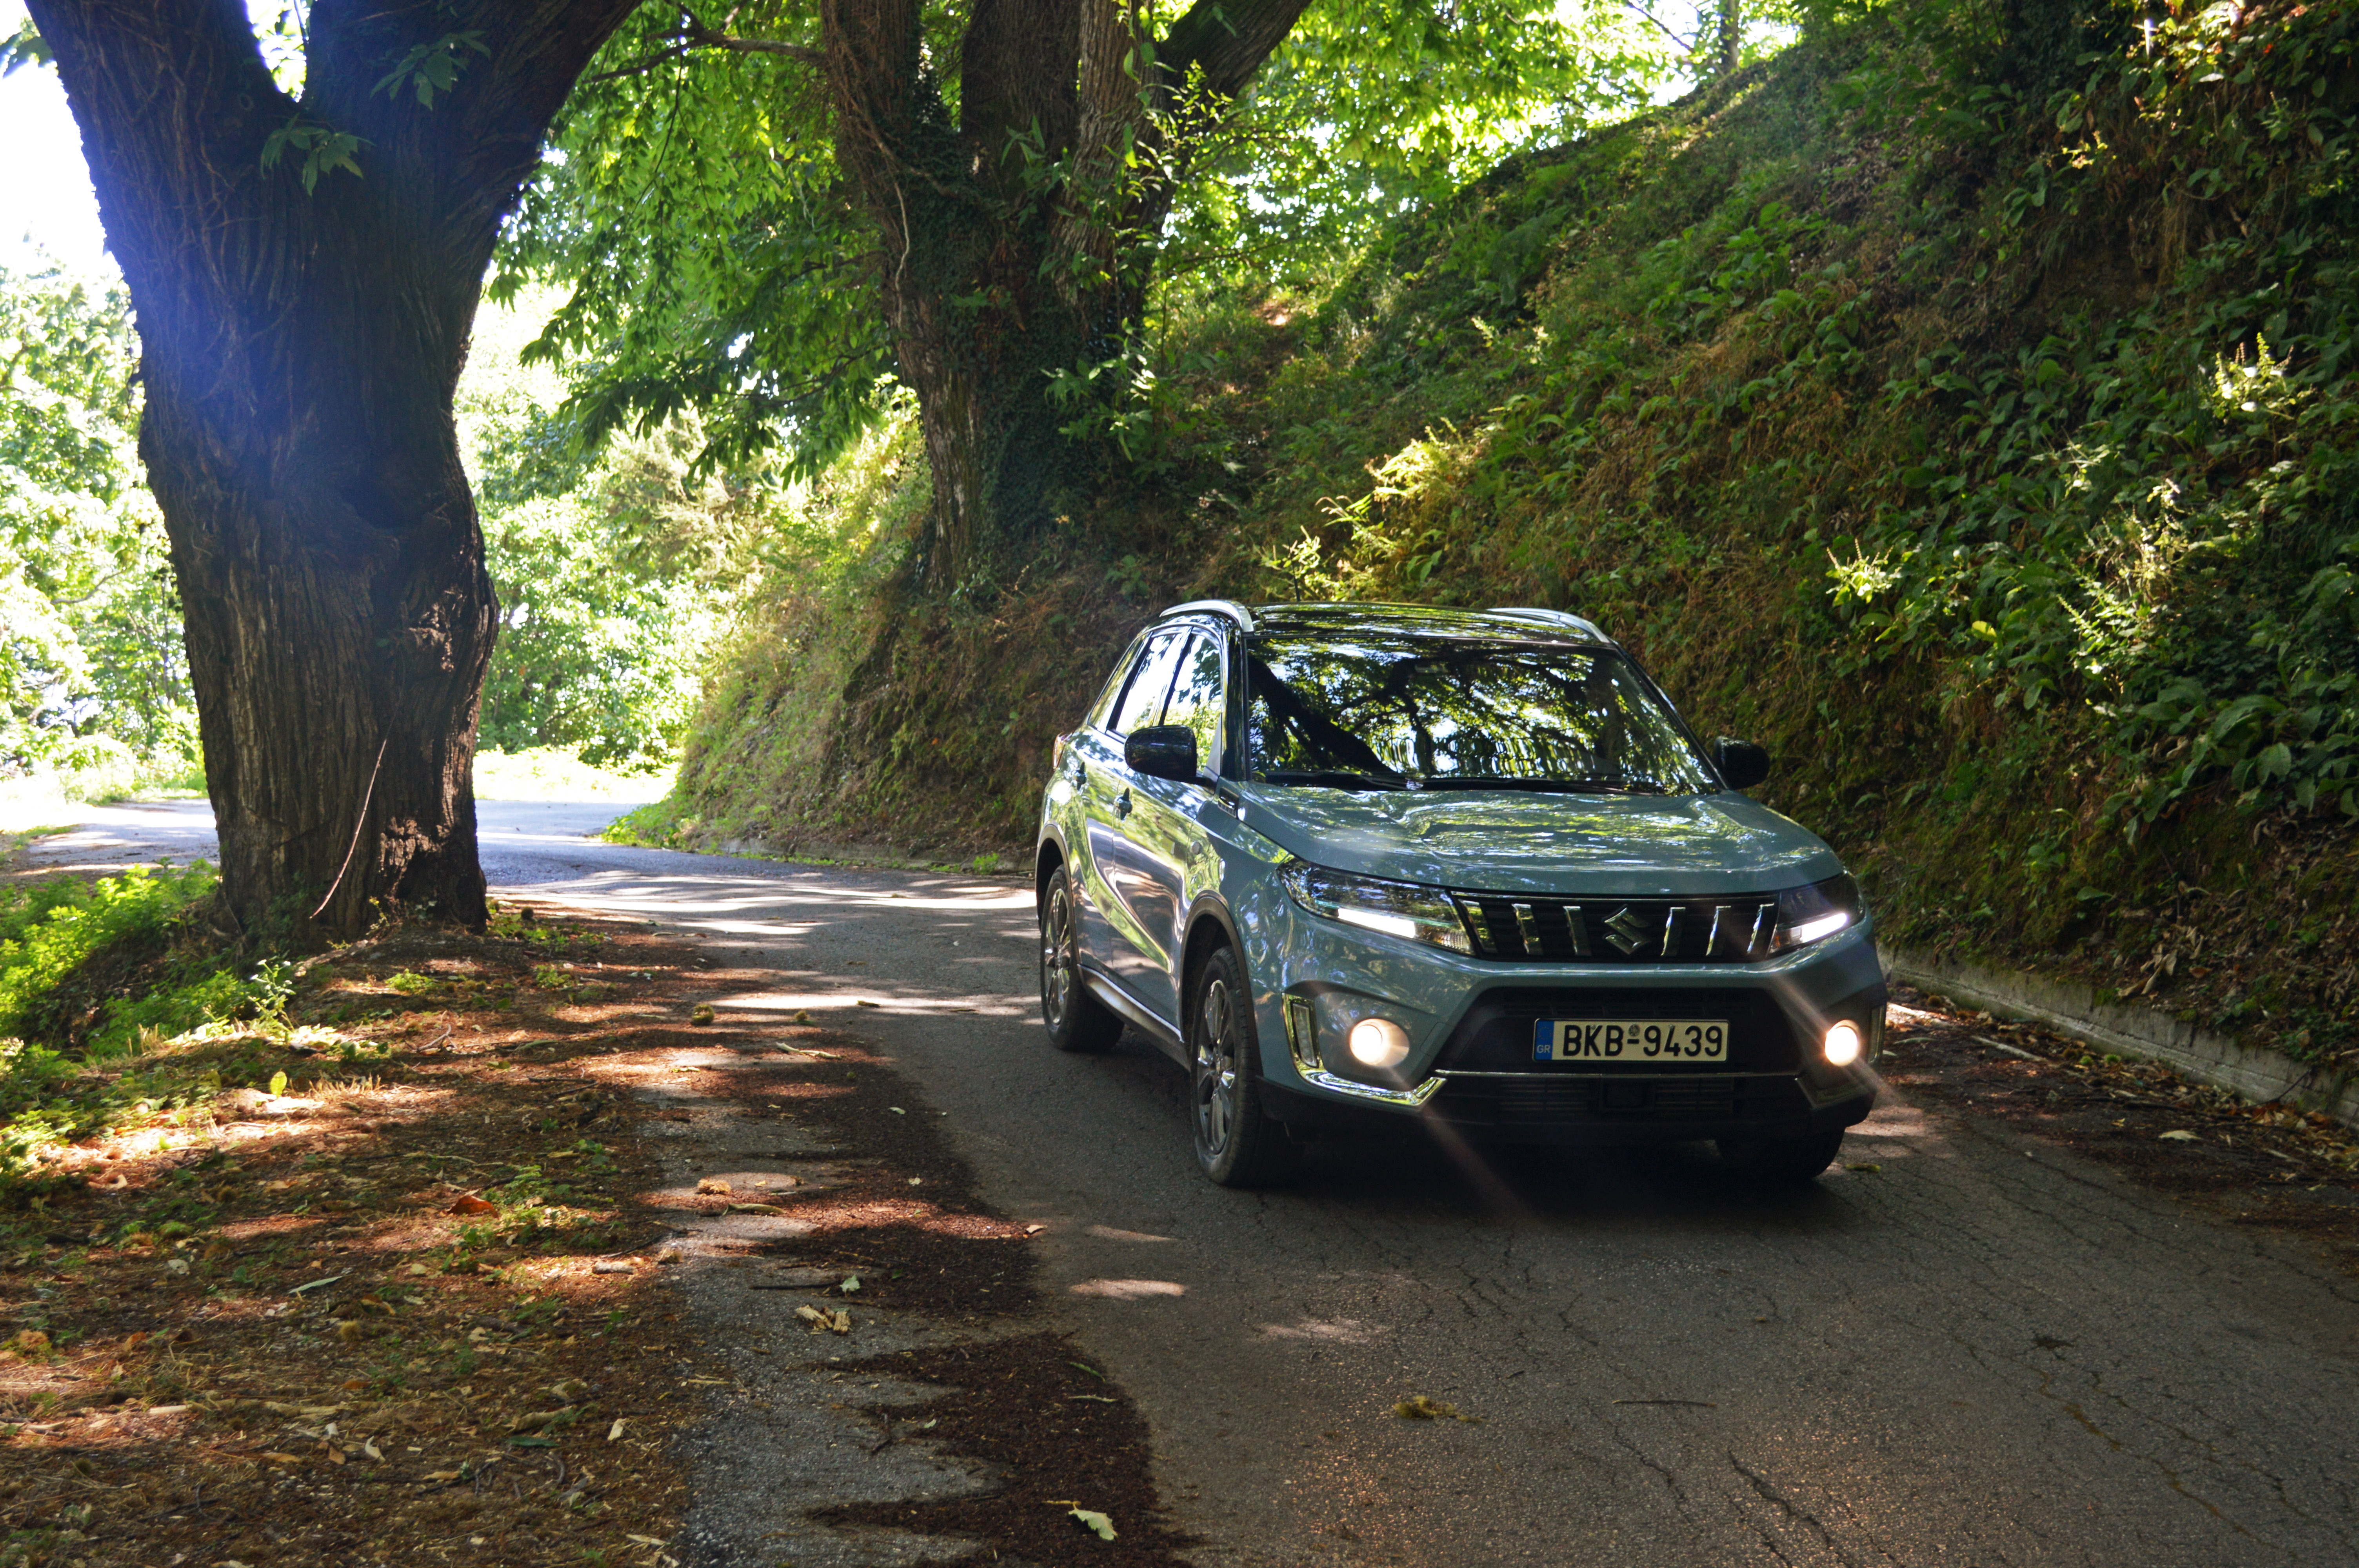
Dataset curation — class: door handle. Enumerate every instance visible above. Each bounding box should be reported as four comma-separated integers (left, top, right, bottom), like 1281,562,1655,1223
1114,788,1132,819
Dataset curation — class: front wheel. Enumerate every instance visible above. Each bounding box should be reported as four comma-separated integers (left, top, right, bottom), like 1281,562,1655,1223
1039,867,1120,1054
1189,945,1300,1188
1716,1127,1846,1187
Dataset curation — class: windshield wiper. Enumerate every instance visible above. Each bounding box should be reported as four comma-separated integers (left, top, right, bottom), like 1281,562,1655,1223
1263,768,1412,791
1420,777,1664,795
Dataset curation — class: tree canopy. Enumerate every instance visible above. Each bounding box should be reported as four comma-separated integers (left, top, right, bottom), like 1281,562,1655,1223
498,0,1679,585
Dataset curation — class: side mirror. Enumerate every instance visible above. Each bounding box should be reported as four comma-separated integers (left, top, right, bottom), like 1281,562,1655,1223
1714,737,1770,790
1125,724,1199,782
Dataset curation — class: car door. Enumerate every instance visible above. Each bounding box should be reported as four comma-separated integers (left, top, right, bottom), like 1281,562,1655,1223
1078,629,1190,1008
1111,628,1229,1030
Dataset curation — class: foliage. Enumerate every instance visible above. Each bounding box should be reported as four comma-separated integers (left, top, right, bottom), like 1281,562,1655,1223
459,297,795,768
0,262,197,789
0,864,245,1057
494,0,1694,490
0,863,280,1189
652,0,2358,1069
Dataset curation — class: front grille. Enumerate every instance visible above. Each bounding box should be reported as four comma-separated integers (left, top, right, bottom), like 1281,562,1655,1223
1435,986,1805,1073
1454,894,1776,962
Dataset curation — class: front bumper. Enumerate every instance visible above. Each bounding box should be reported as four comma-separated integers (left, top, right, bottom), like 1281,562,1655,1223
1245,885,1884,1145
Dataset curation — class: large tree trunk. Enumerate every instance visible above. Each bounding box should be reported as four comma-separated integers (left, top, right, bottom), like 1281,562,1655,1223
27,0,638,939
142,249,498,936
818,0,1310,590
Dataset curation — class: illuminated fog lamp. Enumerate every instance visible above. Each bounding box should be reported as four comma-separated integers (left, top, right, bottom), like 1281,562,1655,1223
1347,1018,1411,1070
1822,1020,1865,1067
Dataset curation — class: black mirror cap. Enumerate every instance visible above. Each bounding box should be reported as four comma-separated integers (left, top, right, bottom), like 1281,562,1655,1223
1125,724,1199,782
1715,737,1770,790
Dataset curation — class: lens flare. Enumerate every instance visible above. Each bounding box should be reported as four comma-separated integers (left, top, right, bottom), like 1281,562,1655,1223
1823,1020,1864,1066
1347,1018,1410,1069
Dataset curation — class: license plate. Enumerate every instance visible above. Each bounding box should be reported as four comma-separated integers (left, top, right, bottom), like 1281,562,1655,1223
1535,1018,1728,1063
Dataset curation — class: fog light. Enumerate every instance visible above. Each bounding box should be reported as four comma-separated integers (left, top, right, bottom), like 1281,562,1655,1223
1347,1018,1410,1070
1822,1020,1864,1067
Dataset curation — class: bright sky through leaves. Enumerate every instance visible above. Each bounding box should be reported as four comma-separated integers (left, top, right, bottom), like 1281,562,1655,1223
0,1,107,277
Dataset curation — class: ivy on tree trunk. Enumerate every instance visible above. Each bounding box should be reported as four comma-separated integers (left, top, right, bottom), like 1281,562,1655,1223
815,0,1313,587
24,0,640,938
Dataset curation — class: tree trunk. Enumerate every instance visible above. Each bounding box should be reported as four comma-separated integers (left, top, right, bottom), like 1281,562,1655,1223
819,0,1310,590
142,257,498,937
1717,0,1741,75
27,0,639,939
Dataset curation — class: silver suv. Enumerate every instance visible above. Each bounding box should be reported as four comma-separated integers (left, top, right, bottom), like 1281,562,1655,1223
1034,601,1884,1187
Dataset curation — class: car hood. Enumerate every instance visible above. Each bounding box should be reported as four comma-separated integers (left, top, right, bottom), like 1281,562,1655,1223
1232,785,1841,897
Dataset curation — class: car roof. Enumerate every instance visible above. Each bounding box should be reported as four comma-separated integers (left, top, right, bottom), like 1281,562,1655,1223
1156,599,1613,647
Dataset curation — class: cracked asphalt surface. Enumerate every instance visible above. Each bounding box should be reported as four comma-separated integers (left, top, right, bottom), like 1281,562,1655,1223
26,799,2359,1565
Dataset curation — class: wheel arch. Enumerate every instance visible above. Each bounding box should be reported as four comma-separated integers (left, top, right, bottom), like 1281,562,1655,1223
1178,896,1245,1039
1034,834,1067,914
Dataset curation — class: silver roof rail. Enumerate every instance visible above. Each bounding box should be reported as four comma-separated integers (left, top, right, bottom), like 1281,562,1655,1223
1487,606,1611,642
1159,599,1256,632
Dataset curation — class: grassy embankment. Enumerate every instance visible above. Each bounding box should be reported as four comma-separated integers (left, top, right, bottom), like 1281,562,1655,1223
621,2,2358,1071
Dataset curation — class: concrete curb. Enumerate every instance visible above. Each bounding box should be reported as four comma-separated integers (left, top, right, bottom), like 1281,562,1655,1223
1882,945,2359,1132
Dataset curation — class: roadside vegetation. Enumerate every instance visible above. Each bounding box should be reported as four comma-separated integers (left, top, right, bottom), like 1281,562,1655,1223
0,895,712,1567
624,0,2358,1077
1,281,731,815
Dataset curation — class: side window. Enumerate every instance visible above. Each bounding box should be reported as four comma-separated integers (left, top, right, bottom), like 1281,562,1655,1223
1160,632,1226,776
1109,631,1188,737
1084,639,1147,731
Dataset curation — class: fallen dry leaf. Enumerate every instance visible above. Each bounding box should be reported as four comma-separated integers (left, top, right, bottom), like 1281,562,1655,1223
695,1178,732,1195
2159,1129,2199,1142
1393,1394,1478,1423
1070,1508,1118,1541
446,1194,497,1216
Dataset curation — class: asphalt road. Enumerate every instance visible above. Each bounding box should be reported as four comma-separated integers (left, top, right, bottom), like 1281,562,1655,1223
24,800,2359,1566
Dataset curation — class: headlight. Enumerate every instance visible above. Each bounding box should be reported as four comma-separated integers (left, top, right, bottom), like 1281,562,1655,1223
1772,874,1863,953
1281,863,1472,953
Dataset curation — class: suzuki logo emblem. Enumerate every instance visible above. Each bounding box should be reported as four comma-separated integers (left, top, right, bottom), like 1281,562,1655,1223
1602,906,1649,955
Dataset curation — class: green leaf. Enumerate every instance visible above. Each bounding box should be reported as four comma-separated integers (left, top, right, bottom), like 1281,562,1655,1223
2,17,52,74
373,31,491,110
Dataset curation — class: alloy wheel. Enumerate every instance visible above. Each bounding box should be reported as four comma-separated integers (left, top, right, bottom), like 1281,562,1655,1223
1194,975,1240,1157
1041,884,1079,1030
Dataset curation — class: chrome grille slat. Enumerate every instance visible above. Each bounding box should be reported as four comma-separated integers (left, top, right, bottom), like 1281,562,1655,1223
1452,894,1777,963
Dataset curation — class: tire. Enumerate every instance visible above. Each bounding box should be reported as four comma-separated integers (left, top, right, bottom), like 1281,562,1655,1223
1716,1127,1846,1187
1188,944,1301,1187
1039,866,1121,1053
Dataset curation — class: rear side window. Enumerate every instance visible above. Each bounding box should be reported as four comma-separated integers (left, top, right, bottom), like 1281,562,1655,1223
1159,632,1227,775
1084,639,1147,731
1108,630,1189,736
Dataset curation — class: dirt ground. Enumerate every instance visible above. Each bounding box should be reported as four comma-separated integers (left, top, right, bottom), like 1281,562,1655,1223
0,903,1189,1568
1880,983,2359,1275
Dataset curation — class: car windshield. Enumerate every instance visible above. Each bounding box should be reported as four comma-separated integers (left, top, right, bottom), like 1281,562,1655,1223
1244,632,1717,794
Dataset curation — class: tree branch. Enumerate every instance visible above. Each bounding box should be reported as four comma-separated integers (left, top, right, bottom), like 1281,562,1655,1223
1157,0,1315,100
1623,1,1696,49
682,13,823,66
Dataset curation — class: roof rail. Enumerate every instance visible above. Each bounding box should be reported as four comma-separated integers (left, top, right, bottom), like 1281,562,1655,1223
1487,606,1611,642
1159,599,1256,632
